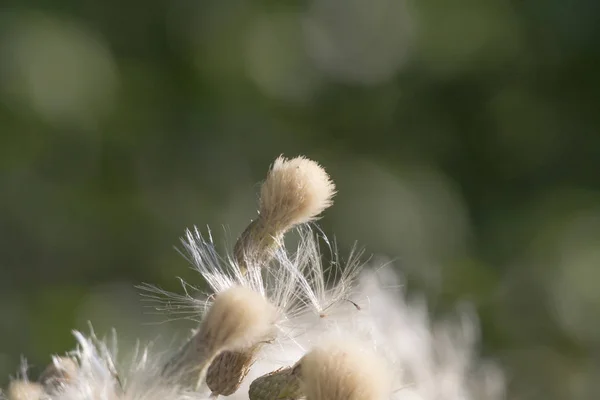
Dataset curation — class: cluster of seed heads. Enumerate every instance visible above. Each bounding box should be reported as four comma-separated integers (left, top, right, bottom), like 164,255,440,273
4,155,507,400
3,156,394,400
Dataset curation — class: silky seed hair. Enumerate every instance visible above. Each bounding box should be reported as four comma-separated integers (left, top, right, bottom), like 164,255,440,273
139,226,299,325
277,225,364,321
139,226,363,343
140,224,366,396
36,329,213,400
140,224,368,397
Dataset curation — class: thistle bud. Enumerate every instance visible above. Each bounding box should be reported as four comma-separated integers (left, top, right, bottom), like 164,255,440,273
299,339,390,400
163,286,276,390
235,156,335,269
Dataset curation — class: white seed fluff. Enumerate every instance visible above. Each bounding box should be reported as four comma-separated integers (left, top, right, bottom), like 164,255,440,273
200,285,277,353
259,155,336,229
300,337,391,400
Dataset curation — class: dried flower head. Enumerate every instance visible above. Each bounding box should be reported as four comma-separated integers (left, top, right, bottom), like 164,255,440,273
298,337,391,400
163,285,277,389
235,156,335,269
260,155,336,229
200,285,277,353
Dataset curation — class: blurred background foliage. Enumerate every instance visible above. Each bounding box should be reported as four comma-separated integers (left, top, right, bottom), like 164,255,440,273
1,0,599,398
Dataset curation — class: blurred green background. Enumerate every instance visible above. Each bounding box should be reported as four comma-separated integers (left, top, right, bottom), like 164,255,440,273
1,0,599,398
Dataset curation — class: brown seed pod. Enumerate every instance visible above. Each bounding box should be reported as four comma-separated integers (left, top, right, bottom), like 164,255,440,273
248,365,303,400
206,345,261,396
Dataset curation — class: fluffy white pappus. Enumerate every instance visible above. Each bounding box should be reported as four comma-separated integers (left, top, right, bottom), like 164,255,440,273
299,336,392,400
353,268,506,400
241,266,505,400
139,226,363,345
139,226,299,326
46,330,210,400
259,156,336,229
272,225,366,339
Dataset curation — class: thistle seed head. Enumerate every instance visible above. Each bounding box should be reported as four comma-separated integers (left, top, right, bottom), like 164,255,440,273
299,338,391,400
200,285,277,354
162,285,277,389
199,287,276,394
260,155,336,229
234,156,335,269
